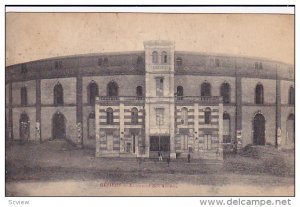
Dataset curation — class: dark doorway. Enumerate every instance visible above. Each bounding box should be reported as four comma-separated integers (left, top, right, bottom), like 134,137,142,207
87,112,95,139
52,112,66,139
19,113,30,141
150,136,170,157
287,114,295,143
253,113,265,145
132,134,136,153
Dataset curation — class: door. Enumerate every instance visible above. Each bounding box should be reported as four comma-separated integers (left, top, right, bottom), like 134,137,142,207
20,113,30,141
287,114,295,144
52,112,66,139
204,134,212,150
253,114,265,145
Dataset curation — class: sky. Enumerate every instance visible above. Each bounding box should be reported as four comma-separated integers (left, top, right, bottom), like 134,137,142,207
6,13,294,66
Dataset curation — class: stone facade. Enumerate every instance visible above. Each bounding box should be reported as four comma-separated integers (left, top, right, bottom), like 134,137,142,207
5,40,294,160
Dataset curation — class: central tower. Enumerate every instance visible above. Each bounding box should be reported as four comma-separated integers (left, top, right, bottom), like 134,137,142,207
144,40,176,159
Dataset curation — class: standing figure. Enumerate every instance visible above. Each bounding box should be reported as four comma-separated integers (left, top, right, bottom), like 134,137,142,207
187,153,191,163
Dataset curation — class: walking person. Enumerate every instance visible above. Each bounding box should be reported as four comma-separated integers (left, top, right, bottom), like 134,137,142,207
159,153,163,161
187,153,191,163
167,157,170,166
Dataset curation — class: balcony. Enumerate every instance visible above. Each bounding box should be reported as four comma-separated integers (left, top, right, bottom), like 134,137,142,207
176,96,222,104
96,96,145,103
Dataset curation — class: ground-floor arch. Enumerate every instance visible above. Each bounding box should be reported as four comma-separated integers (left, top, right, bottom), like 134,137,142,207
253,113,265,145
286,113,295,144
52,112,66,139
19,113,30,141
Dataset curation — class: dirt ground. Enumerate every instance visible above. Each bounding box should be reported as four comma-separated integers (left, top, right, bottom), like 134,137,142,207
5,141,295,196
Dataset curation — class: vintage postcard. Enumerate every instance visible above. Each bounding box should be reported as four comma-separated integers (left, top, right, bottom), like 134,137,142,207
5,7,295,197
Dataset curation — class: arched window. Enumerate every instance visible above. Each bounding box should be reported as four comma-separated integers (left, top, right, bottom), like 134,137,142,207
223,112,231,143
289,86,295,105
136,86,143,97
181,107,188,125
204,107,211,124
220,83,231,104
87,81,99,105
20,87,27,106
87,112,95,139
106,108,114,124
255,83,264,104
107,81,119,97
54,83,64,105
177,86,183,100
161,51,167,63
152,51,158,64
131,107,139,124
201,82,211,97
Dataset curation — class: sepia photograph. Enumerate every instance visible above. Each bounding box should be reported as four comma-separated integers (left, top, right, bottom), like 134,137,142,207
5,7,295,197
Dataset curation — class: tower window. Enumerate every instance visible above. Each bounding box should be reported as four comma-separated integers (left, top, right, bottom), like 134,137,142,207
161,51,168,63
152,51,158,64
131,108,139,124
204,107,212,124
156,77,164,97
106,108,114,124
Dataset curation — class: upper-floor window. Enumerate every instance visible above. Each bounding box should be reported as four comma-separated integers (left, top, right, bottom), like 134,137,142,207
98,58,103,66
176,57,183,66
20,87,27,106
204,107,212,124
215,58,220,67
289,86,295,105
54,83,64,105
177,86,183,100
161,51,168,63
156,77,164,97
136,86,143,97
220,82,231,104
181,107,188,125
131,107,139,124
21,64,28,74
136,56,144,65
107,81,119,97
103,57,109,66
255,83,264,104
88,81,99,105
201,82,211,97
155,108,164,126
255,62,263,70
152,51,158,64
106,108,114,124
54,60,63,69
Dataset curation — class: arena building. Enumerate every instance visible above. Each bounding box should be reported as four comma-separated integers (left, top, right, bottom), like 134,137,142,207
5,40,295,160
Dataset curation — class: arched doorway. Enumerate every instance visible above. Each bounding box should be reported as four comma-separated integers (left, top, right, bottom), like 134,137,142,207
19,113,30,141
52,112,66,139
253,113,265,145
287,114,295,144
